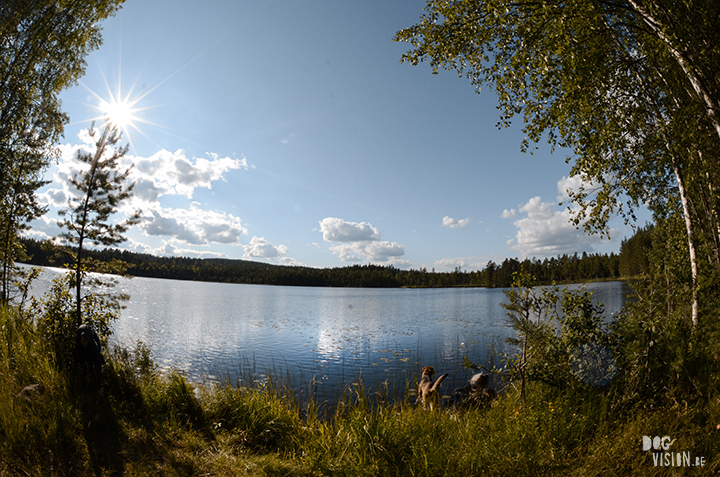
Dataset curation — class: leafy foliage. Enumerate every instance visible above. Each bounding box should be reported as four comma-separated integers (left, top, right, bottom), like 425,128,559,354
502,270,617,405
0,0,125,304
32,272,119,370
395,0,720,327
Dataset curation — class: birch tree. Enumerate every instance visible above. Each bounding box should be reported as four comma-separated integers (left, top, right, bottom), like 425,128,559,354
395,0,720,327
0,0,125,303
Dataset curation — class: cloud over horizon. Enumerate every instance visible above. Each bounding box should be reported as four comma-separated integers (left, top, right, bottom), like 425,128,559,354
319,217,405,263
140,205,247,245
319,217,382,243
242,236,288,260
504,192,607,258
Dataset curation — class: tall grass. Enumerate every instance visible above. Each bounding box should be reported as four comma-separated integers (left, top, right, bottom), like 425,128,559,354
2,302,720,476
0,305,88,474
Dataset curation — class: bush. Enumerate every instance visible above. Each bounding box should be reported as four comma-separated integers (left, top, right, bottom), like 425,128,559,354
502,271,616,399
33,272,120,372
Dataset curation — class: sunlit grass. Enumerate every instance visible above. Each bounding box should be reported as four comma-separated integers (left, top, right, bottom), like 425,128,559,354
2,303,720,476
0,307,88,474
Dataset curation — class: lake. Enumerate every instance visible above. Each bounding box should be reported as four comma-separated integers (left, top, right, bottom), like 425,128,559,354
26,265,630,402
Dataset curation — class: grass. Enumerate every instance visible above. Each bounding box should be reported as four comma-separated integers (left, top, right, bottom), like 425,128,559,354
2,304,720,476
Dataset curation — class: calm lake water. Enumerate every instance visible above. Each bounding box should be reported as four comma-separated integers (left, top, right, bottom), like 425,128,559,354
27,265,630,401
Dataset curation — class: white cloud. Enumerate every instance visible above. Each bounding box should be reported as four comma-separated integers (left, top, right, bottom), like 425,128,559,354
441,216,470,229
132,179,164,203
44,129,254,256
506,196,605,257
242,236,288,260
319,217,382,242
123,238,155,255
319,217,405,263
501,208,517,218
153,241,228,258
143,210,201,244
130,149,248,200
140,205,247,245
278,256,307,267
329,241,405,262
39,188,68,207
431,256,496,272
433,257,470,271
328,244,363,262
556,174,602,202
51,133,249,215
25,215,61,241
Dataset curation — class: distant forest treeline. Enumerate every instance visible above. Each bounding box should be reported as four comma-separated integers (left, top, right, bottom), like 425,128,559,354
20,228,650,288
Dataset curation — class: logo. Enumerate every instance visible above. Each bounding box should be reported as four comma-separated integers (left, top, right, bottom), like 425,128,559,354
642,436,675,451
641,436,706,468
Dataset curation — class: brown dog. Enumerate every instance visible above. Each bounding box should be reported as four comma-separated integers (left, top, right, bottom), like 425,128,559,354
417,366,448,410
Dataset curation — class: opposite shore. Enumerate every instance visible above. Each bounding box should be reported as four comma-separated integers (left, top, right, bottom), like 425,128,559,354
20,237,639,289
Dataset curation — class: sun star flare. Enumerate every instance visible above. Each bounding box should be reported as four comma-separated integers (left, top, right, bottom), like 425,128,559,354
100,98,137,130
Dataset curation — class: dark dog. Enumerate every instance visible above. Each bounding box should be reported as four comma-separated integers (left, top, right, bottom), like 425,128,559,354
417,366,448,410
75,324,105,386
450,372,495,409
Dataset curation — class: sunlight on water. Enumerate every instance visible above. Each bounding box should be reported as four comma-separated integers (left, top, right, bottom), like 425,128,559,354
24,265,630,402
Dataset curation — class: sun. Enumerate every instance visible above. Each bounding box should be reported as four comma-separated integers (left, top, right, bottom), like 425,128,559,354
100,98,137,130
76,67,152,152
76,43,212,152
85,82,157,153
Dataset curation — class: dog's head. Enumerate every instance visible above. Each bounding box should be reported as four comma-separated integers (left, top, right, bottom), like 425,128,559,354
470,373,488,389
421,366,434,377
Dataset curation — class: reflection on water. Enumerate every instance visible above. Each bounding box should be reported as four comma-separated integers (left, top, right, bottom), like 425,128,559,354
26,265,630,401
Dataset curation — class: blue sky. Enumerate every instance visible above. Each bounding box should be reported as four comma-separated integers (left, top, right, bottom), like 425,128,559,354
32,0,645,271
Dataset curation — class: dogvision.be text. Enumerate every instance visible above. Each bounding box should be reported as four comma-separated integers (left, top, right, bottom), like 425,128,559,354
641,436,706,468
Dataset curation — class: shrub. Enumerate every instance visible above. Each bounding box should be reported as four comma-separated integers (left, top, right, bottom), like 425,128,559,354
33,272,120,371
502,271,616,401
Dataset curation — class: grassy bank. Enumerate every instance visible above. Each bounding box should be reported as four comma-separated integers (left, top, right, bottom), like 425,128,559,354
2,305,719,476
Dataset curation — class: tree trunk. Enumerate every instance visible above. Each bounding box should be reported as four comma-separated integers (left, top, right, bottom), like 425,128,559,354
74,126,111,327
625,0,720,143
673,163,699,327
1,193,18,304
697,152,720,266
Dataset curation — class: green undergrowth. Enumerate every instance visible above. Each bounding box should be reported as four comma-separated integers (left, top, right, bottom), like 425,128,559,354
2,305,719,476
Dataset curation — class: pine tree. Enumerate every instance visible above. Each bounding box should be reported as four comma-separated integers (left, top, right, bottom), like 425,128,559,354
57,123,140,326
